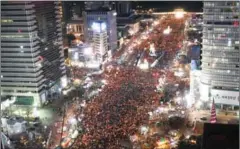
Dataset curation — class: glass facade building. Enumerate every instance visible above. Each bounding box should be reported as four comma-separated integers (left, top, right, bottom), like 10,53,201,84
200,1,240,108
83,10,118,52
1,1,66,107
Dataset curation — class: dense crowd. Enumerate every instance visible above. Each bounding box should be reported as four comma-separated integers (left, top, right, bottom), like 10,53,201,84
71,14,189,149
71,67,93,80
72,66,163,148
132,15,186,66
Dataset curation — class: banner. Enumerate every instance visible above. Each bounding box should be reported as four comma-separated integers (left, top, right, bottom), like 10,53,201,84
211,89,239,106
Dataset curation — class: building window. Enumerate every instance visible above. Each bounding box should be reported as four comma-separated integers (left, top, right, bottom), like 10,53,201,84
1,19,13,23
3,90,14,93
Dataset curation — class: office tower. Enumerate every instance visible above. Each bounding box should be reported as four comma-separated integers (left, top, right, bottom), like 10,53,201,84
1,1,66,107
83,9,117,52
84,1,111,11
201,1,240,109
62,1,84,21
112,1,132,17
92,21,108,61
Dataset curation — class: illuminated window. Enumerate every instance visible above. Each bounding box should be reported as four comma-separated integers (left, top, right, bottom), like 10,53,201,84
1,20,13,23
1,35,25,38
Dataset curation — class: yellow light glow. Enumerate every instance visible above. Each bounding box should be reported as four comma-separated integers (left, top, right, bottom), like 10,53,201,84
174,9,185,19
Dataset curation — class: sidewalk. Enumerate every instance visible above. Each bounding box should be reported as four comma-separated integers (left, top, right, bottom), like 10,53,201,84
38,95,65,126
48,98,81,149
38,93,75,148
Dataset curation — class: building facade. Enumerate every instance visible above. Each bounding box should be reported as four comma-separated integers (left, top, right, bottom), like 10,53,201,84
1,1,66,107
201,1,240,109
111,1,132,17
92,21,108,61
66,19,84,42
83,9,117,52
84,1,111,11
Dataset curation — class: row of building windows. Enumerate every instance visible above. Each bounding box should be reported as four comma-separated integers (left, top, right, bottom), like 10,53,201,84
203,33,239,38
1,80,39,83
203,51,239,57
203,39,239,44
2,84,43,88
1,35,30,38
3,56,39,58
203,45,239,51
201,74,239,82
203,39,239,46
204,8,240,13
1,45,39,48
203,27,240,32
202,69,239,75
205,21,239,25
1,19,13,23
1,60,39,64
1,50,39,53
1,8,33,11
1,29,37,33
202,63,239,69
202,57,239,63
204,2,239,7
1,69,42,73
204,15,239,20
2,75,42,79
1,19,36,23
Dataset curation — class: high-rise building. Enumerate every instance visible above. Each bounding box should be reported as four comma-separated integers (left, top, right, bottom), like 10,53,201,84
62,1,84,21
83,9,117,52
84,1,111,11
112,1,132,17
92,21,108,61
201,1,240,109
1,1,66,107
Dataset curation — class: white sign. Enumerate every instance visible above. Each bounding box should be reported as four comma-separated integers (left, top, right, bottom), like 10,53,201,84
211,89,239,106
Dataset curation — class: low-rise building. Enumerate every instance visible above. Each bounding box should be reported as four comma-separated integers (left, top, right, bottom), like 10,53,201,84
117,15,141,38
66,18,84,43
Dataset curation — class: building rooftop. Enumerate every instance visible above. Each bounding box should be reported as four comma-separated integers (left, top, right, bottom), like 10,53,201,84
202,123,239,149
84,7,113,13
67,19,83,24
117,15,141,25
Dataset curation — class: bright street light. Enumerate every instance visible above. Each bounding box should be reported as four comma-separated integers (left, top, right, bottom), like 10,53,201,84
175,12,184,19
84,47,93,56
174,9,185,19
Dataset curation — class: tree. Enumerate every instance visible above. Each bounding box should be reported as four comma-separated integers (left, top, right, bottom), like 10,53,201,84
66,33,76,46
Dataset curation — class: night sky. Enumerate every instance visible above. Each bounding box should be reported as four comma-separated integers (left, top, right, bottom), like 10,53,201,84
133,1,203,12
